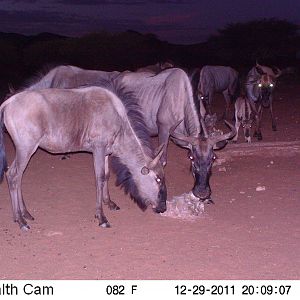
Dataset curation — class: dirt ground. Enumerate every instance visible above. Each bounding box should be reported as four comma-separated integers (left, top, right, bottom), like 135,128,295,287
0,82,299,280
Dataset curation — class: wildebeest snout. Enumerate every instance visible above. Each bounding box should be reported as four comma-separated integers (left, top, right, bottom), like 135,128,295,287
192,186,211,200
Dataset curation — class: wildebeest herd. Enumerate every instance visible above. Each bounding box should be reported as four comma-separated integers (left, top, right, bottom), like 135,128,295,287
0,62,282,230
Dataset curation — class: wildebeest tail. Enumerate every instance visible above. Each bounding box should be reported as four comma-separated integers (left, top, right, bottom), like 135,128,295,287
0,109,7,182
231,75,241,103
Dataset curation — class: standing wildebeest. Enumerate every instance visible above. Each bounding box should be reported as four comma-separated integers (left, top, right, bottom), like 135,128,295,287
233,96,253,143
196,66,240,119
245,63,282,140
116,68,236,201
25,65,120,90
0,84,167,230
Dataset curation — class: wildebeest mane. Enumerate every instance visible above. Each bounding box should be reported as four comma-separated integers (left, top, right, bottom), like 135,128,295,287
4,63,63,101
91,79,153,210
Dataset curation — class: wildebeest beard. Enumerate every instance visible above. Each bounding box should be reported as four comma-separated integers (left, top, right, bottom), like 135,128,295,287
260,87,272,108
111,156,148,211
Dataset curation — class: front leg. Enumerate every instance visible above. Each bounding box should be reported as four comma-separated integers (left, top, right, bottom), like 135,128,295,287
103,156,120,210
157,123,170,167
269,99,277,131
253,105,263,140
93,149,110,228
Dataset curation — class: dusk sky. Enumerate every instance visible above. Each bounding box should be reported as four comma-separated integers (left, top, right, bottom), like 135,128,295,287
0,0,299,44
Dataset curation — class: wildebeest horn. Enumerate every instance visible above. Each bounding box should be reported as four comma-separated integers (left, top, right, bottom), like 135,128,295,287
200,117,208,138
148,143,165,169
208,121,236,146
274,66,282,78
169,120,199,146
8,83,15,94
170,132,199,146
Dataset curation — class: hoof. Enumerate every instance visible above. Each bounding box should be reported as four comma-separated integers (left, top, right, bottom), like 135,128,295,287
231,140,237,144
257,134,262,141
99,222,111,228
253,131,258,137
20,224,30,231
272,126,277,131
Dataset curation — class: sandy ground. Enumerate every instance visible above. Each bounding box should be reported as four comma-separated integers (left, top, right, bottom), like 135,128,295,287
0,82,299,280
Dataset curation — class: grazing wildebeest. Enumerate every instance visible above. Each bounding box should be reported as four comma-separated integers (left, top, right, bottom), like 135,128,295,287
196,66,240,119
116,68,236,201
233,96,253,143
245,63,282,140
0,84,167,230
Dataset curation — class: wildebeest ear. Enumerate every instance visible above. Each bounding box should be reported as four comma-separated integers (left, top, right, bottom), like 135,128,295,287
256,65,265,75
141,166,150,175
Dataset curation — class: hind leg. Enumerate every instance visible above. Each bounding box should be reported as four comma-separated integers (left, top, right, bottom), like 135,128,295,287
222,90,231,120
103,156,119,211
6,147,36,230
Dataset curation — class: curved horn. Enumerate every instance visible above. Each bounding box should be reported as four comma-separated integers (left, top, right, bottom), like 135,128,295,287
274,66,282,78
170,132,199,146
208,121,236,146
200,117,208,138
148,143,165,169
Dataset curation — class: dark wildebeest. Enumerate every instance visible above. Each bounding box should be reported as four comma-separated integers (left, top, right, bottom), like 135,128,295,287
245,63,282,140
233,96,253,143
116,68,236,201
0,83,167,230
196,66,240,119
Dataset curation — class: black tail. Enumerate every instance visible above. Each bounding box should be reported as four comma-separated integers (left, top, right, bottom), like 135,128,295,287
231,75,241,103
0,110,7,182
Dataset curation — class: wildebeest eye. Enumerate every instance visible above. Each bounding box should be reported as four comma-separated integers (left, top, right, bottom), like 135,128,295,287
258,83,262,87
269,83,274,87
188,155,194,160
156,176,161,183
200,96,204,100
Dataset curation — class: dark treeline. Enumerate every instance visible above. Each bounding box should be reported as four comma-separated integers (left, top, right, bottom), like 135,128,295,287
0,18,299,98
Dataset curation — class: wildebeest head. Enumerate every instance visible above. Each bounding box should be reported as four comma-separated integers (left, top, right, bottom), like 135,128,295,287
139,144,167,213
238,116,254,143
170,121,236,201
255,64,281,108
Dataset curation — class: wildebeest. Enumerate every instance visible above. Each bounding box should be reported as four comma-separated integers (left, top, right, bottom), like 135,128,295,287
0,83,167,230
25,65,120,90
245,63,282,140
22,65,235,201
196,66,240,119
233,96,253,143
116,68,236,201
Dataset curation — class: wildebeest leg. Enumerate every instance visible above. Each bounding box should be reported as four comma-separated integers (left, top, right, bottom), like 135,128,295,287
254,105,263,140
270,100,277,131
157,124,170,167
232,117,240,143
222,90,231,120
6,148,36,230
93,149,110,228
103,156,120,210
